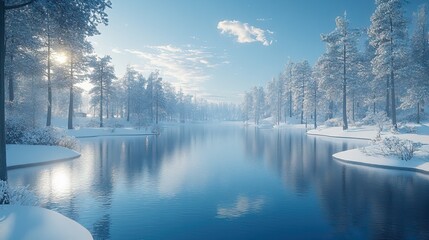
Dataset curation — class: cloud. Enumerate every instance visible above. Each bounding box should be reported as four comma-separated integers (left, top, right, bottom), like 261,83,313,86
124,44,226,94
256,18,272,22
111,48,122,54
217,20,273,46
216,196,265,219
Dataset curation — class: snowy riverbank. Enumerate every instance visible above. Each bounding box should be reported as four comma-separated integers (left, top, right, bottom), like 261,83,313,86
66,127,156,138
308,124,429,174
0,205,93,240
6,144,80,169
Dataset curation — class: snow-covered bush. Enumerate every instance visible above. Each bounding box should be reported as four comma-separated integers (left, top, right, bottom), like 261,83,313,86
5,117,30,144
398,123,417,133
371,136,420,161
324,118,342,127
363,111,391,138
105,118,124,128
0,180,38,206
86,118,100,127
21,127,78,150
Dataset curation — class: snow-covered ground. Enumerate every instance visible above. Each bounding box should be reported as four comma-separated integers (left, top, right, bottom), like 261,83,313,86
6,144,80,169
0,205,92,240
308,124,429,174
307,126,378,140
333,146,429,174
66,127,154,138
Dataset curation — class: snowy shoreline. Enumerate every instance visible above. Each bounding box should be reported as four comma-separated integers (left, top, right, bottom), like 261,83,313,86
6,144,81,169
333,148,429,174
0,205,93,240
307,125,429,174
66,127,157,138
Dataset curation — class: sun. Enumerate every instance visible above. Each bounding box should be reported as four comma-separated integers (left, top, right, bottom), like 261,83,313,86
54,52,68,64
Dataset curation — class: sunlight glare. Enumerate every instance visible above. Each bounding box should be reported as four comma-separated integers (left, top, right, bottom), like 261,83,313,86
51,167,71,197
53,52,68,64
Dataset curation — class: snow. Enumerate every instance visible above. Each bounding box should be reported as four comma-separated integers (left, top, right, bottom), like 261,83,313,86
333,146,429,174
307,126,378,140
66,127,155,138
6,144,80,169
0,205,92,240
309,124,429,174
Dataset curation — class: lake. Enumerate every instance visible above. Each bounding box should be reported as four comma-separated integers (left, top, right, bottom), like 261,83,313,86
8,123,429,240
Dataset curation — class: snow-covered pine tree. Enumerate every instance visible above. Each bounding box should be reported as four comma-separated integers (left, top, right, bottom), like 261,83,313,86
89,55,116,128
291,60,311,124
321,12,360,130
401,4,429,124
253,86,265,125
242,91,253,123
369,0,408,130
122,65,139,122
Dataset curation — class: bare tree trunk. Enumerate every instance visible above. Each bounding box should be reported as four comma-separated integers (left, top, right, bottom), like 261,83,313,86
277,87,281,125
417,102,420,124
46,20,52,127
314,87,317,129
0,1,7,181
289,91,292,118
390,16,397,130
100,65,103,128
67,54,74,129
8,53,13,102
342,41,348,130
301,79,304,124
386,76,390,117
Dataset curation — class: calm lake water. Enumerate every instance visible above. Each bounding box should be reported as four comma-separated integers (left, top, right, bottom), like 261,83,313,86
8,124,429,240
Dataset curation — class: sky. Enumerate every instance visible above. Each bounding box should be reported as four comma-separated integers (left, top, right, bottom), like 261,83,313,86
89,0,427,103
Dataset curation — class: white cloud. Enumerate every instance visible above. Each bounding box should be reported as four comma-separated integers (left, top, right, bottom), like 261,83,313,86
217,20,273,46
124,44,226,94
111,48,122,54
256,18,272,22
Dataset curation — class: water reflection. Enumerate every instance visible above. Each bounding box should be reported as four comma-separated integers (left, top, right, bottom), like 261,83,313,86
216,195,265,219
7,124,429,239
242,127,429,240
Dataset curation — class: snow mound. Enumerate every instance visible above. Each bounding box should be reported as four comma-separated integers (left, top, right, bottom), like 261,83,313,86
0,205,92,240
6,144,80,169
333,147,429,174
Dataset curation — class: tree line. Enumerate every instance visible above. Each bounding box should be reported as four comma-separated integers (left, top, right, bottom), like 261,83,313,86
242,0,429,130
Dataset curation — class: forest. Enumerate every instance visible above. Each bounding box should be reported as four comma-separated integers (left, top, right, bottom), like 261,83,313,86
241,2,429,130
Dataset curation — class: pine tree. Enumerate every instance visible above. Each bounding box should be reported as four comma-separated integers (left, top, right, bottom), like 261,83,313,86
321,12,360,130
89,55,116,128
369,0,408,130
401,4,429,124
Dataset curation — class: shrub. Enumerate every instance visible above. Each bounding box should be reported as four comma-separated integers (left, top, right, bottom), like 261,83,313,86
0,180,38,206
21,127,78,150
5,117,30,144
372,136,420,161
324,118,342,127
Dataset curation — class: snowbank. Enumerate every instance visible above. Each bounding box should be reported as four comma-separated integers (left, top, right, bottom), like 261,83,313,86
309,124,429,174
307,124,429,144
66,127,155,138
307,126,378,140
0,205,92,240
6,144,80,169
333,147,429,174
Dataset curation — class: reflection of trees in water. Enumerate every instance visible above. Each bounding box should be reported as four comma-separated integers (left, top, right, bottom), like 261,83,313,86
92,214,111,240
242,127,429,239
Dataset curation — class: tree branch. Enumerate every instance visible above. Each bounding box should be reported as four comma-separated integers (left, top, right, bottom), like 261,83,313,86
5,0,35,10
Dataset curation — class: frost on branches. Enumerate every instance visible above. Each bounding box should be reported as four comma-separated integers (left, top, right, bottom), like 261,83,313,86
366,136,421,161
0,180,38,206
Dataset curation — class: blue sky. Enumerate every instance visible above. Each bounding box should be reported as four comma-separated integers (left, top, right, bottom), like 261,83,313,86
89,0,427,103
